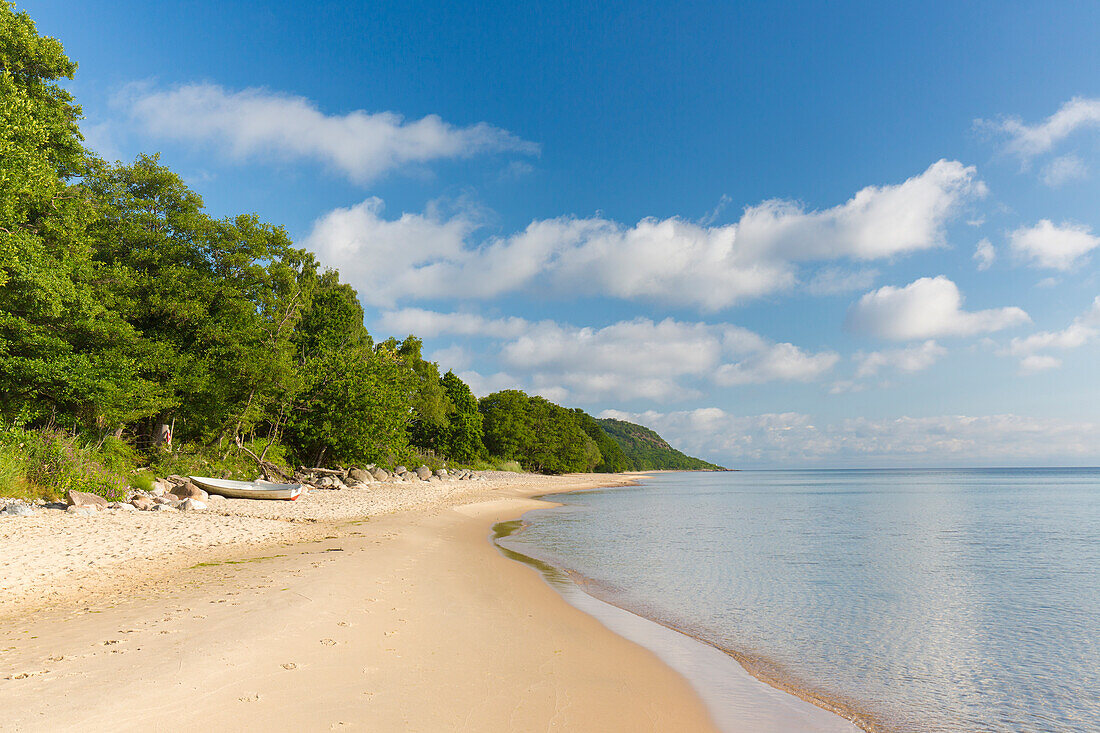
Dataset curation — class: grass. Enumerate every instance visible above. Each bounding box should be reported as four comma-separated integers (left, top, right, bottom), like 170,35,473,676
0,426,131,501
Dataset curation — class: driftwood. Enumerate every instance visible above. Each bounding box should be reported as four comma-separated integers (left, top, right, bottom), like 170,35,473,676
298,466,349,477
235,435,293,482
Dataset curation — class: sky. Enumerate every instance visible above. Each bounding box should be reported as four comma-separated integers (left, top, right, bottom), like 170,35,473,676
24,0,1100,467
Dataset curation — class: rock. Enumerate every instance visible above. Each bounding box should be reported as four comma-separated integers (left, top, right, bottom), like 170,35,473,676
332,476,347,489
152,504,177,512
178,498,207,511
66,489,108,511
434,468,448,477
348,468,371,483
348,483,369,490
370,467,390,481
2,503,34,517
415,466,432,480
428,475,442,483
165,475,187,486
394,465,407,476
66,505,98,516
111,502,138,511
170,482,208,501
131,497,155,511
317,476,334,488
152,479,172,495
207,494,226,502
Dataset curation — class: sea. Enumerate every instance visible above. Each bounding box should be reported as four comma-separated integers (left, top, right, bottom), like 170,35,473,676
497,469,1100,733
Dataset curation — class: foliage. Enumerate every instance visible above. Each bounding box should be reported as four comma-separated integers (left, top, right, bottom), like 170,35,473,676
439,370,485,461
479,390,601,474
596,418,724,470
573,409,631,472
0,424,130,500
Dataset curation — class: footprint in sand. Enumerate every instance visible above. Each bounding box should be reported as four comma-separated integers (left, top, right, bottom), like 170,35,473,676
336,621,349,627
320,638,336,646
238,693,261,703
281,663,297,670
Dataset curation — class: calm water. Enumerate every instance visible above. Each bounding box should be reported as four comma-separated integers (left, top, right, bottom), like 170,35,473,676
500,469,1100,732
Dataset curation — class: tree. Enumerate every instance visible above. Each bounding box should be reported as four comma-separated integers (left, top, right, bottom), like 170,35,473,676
479,390,533,461
0,3,165,433
393,336,449,450
439,371,484,461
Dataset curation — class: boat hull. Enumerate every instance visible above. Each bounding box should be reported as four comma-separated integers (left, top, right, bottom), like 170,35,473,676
189,476,303,501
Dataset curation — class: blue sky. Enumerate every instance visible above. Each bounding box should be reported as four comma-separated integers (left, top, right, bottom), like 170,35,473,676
26,0,1100,466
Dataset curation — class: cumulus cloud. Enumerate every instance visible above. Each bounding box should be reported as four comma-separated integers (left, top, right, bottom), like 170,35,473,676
981,96,1100,161
117,82,538,183
1040,154,1088,187
310,160,984,309
386,311,837,402
854,340,946,378
602,408,1100,467
1008,220,1100,271
973,238,995,271
845,276,1029,341
1005,296,1100,372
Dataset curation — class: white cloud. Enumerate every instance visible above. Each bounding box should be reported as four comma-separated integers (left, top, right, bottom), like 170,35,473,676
1040,154,1088,187
310,160,985,309
602,408,1100,467
846,276,1029,341
1005,296,1100,372
430,344,472,371
973,238,995,271
375,308,531,339
854,340,946,378
982,96,1100,161
1009,220,1100,271
457,370,521,398
1018,355,1062,374
391,311,837,402
804,267,878,295
118,82,538,183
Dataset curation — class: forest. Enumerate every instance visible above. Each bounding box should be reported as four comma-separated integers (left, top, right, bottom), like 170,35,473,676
0,2,719,499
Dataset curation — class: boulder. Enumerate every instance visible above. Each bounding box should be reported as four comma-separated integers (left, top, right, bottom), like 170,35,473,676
371,467,390,481
151,479,172,495
2,503,34,517
152,504,177,512
207,494,227,502
66,489,108,511
178,498,207,511
394,465,408,476
165,475,187,485
434,468,448,478
170,482,208,501
428,475,441,483
131,497,155,511
66,505,98,516
317,476,335,488
348,468,371,483
110,502,138,512
415,466,432,480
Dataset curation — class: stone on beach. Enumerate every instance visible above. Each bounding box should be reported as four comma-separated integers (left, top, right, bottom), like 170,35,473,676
178,498,207,511
152,504,177,512
131,497,155,511
170,482,208,501
66,489,108,511
2,503,35,517
348,468,371,483
66,505,98,516
370,467,390,481
415,466,432,480
394,465,407,476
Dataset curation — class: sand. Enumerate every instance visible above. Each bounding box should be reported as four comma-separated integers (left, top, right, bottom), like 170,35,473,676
0,472,856,731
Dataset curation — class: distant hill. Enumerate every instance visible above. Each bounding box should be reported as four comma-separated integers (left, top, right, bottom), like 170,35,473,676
596,418,724,471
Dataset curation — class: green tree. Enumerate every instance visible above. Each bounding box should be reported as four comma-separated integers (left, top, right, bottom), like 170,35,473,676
392,336,449,451
479,390,533,461
439,370,484,461
0,3,165,433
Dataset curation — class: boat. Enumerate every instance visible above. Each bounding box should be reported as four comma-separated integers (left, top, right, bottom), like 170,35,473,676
188,476,304,501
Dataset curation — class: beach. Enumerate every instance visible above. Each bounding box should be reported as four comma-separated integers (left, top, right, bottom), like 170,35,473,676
0,473,728,731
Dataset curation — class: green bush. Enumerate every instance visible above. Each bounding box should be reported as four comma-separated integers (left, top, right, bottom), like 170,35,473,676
0,427,129,500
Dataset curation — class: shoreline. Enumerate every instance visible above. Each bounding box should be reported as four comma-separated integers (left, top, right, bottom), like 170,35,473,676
0,473,722,731
496,487,865,733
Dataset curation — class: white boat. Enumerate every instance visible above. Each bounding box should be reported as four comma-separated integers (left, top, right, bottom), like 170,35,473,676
189,476,303,501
